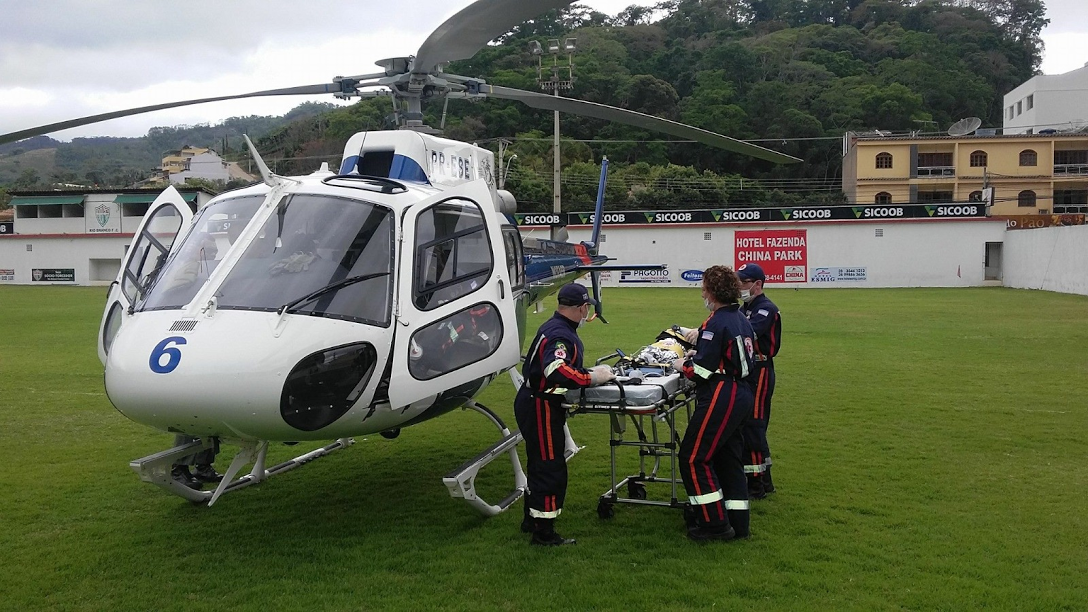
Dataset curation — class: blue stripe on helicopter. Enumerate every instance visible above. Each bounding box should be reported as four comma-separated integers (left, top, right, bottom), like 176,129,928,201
338,154,429,183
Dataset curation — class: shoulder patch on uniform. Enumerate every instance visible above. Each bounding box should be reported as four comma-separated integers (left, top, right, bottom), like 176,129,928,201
553,342,568,360
758,309,770,316
701,330,715,341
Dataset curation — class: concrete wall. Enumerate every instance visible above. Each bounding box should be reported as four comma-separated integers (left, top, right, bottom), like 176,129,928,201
0,235,130,285
561,219,1008,288
1003,225,1088,295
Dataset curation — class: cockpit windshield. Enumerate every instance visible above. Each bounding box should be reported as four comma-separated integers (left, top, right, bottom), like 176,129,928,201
139,195,264,311
214,194,394,326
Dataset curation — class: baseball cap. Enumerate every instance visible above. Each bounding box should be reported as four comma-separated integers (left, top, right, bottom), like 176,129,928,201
557,283,598,307
736,263,766,282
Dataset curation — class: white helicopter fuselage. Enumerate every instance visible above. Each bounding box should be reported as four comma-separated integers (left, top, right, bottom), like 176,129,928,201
100,131,526,443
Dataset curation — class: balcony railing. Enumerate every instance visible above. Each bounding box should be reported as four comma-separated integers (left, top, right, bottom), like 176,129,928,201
1053,164,1088,176
916,166,956,177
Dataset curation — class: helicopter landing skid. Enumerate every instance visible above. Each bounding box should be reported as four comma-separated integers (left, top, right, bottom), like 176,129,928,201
130,437,355,505
442,401,528,517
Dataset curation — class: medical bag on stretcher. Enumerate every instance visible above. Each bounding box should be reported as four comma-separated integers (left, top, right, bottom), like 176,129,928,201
564,328,694,408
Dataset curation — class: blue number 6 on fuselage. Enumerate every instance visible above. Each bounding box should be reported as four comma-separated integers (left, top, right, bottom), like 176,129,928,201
149,337,187,374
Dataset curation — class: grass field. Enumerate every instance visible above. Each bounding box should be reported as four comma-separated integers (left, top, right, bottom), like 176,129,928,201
1,285,1086,611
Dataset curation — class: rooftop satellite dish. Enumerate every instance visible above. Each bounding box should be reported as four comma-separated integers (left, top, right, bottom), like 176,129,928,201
948,117,983,137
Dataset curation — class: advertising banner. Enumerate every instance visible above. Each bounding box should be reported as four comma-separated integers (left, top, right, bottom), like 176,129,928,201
735,229,807,283
809,267,867,283
86,201,122,233
618,266,671,284
514,204,989,226
993,214,1085,230
32,268,76,282
0,268,14,281
0,221,12,235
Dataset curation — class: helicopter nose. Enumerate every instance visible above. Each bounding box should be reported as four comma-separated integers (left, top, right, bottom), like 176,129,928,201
103,311,389,440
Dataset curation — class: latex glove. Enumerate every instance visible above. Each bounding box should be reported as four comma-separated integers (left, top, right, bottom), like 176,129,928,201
589,365,616,385
682,327,699,345
685,349,696,359
671,358,687,372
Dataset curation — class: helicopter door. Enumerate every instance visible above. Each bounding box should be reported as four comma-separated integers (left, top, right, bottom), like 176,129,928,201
97,186,194,364
388,181,520,409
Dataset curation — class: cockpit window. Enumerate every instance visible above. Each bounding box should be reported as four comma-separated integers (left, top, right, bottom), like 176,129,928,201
413,198,493,311
139,195,264,311
215,194,394,326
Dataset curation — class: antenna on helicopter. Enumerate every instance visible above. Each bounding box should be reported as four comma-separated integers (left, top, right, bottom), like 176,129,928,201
243,134,283,188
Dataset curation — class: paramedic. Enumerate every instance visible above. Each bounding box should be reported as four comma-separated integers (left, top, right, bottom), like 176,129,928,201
514,283,615,546
672,266,756,541
736,263,782,498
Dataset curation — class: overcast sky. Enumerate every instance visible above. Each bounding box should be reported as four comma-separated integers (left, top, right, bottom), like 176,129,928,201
1,0,1084,142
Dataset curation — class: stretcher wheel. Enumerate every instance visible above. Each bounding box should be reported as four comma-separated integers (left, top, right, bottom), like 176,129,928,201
627,482,647,500
597,500,615,519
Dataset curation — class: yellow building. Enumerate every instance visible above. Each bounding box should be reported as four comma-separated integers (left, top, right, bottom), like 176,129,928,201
161,146,210,174
842,132,1088,216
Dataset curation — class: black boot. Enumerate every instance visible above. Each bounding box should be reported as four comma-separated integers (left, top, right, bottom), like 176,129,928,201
686,522,735,542
748,474,766,500
521,499,533,534
728,509,750,539
530,519,576,546
192,464,223,484
171,465,202,490
762,466,775,493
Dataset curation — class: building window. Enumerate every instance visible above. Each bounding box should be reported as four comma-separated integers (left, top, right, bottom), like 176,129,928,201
1007,107,1014,120
875,192,892,204
1019,150,1037,166
917,152,953,168
1054,189,1088,206
969,150,988,167
1026,94,1034,110
1017,101,1022,115
1018,190,1037,207
917,191,954,203
875,152,893,169
969,191,983,202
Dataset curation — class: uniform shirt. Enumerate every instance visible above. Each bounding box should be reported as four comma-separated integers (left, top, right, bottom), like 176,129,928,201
743,293,781,363
678,304,756,384
522,312,594,396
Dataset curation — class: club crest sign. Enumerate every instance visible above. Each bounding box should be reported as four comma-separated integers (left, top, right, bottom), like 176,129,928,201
86,200,121,233
96,204,111,227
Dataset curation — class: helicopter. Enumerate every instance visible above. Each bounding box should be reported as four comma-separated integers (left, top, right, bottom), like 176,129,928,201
2,0,798,514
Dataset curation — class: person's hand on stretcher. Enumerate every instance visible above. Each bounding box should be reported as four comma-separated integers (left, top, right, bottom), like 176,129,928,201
589,365,616,385
670,349,696,373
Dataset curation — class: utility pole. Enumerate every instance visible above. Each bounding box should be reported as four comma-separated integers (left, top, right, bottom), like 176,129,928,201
530,38,576,220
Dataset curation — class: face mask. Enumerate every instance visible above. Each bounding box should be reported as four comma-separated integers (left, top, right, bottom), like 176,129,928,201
740,289,752,302
703,298,714,311
578,316,587,328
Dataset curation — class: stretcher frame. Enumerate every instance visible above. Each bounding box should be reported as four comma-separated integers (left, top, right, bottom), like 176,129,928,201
564,357,696,519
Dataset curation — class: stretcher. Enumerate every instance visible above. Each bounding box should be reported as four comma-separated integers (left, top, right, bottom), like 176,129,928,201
564,353,696,518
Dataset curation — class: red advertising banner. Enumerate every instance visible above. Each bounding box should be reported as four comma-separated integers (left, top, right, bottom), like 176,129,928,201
735,229,808,283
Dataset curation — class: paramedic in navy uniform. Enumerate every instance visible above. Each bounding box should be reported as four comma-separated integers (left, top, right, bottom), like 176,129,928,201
736,263,782,498
515,283,615,546
672,266,756,541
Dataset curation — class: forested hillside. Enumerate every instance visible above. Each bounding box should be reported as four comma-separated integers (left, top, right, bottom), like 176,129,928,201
1,0,1047,211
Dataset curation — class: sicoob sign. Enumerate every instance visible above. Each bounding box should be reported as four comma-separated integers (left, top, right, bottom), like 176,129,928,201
734,229,807,283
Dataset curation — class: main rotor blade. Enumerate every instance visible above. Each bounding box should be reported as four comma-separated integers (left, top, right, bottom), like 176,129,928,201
414,0,577,76
481,85,802,164
0,83,348,145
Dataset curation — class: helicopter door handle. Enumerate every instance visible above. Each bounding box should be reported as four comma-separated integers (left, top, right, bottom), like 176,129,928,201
498,279,505,299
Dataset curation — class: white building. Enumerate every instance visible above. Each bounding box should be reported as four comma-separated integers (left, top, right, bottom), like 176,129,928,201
0,188,215,284
1004,63,1088,135
170,151,231,184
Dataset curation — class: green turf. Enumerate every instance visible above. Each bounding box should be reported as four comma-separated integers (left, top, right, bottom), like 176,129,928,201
1,285,1086,611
